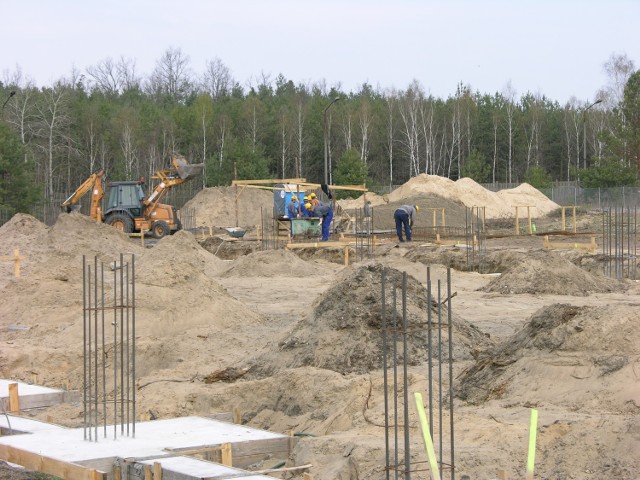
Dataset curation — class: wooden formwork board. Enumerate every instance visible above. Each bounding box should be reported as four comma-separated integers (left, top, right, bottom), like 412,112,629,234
543,235,597,254
162,436,297,470
0,444,106,480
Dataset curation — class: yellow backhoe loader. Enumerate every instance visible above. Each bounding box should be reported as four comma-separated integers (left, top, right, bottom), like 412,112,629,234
61,154,204,239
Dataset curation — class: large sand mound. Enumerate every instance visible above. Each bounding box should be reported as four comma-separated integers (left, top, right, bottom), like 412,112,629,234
247,264,492,376
387,174,559,218
181,186,273,228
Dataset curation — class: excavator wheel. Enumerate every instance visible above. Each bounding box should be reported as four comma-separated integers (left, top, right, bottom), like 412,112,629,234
151,220,170,239
105,213,134,233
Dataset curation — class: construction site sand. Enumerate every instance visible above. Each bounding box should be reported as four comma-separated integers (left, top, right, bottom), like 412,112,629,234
1,204,640,479
339,174,560,220
181,186,274,229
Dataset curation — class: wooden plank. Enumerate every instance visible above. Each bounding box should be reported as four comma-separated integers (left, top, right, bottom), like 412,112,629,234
232,178,307,185
221,443,232,466
153,461,162,480
543,236,597,254
8,383,19,414
0,444,106,480
286,241,349,249
144,464,153,480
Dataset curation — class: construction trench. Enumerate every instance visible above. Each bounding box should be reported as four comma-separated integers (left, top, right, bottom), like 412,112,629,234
0,177,637,479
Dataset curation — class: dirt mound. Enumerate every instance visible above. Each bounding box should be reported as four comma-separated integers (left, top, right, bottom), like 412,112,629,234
0,213,48,241
181,186,273,228
481,250,624,296
139,230,226,281
221,249,325,277
457,303,640,412
386,174,559,219
199,236,261,260
247,264,492,376
371,194,470,229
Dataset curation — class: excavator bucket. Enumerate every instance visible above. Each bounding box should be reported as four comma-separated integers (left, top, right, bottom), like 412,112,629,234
172,155,205,180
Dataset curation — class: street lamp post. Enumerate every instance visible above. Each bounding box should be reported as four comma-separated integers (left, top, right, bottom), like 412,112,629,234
323,96,341,185
582,99,602,168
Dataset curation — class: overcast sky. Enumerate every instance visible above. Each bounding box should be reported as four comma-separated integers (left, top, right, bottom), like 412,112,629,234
2,0,638,104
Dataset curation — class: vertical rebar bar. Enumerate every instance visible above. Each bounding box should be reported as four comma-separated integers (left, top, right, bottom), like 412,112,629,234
101,263,106,438
382,269,390,480
437,279,443,474
93,257,98,442
113,260,117,439
126,257,130,435
402,272,410,479
120,253,124,435
392,287,399,480
82,256,87,441
447,268,455,480
427,266,433,440
87,262,92,441
132,254,136,437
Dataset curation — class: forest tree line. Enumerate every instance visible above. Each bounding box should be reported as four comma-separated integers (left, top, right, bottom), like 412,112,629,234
0,49,639,218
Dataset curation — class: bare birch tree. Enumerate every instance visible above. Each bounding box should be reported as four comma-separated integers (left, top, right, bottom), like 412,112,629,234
147,47,193,102
34,83,71,198
201,57,233,99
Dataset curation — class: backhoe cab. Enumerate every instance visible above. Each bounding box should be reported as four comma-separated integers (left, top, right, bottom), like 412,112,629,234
61,154,204,239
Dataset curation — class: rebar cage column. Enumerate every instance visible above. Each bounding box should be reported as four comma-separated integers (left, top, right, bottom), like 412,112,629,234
82,253,137,441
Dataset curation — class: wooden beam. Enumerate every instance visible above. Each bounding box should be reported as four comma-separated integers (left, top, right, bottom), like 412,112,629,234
0,249,25,278
543,235,597,254
286,241,349,249
0,444,106,480
153,461,162,480
8,383,19,414
232,178,307,186
221,443,232,466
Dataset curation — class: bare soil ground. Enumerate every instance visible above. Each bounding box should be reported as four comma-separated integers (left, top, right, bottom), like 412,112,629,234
1,184,639,479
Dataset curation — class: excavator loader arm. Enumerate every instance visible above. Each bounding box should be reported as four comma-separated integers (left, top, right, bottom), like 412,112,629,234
61,170,106,220
143,154,204,209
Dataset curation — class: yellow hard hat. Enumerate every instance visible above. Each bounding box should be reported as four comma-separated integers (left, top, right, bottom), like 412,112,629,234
309,193,317,199
291,195,298,201
305,203,313,210
415,205,420,212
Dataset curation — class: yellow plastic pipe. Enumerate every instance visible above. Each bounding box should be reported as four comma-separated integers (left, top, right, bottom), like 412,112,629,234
526,408,538,480
414,392,440,480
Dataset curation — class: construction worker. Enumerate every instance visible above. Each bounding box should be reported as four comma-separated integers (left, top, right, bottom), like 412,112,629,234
287,195,299,218
306,202,333,241
301,197,312,217
308,192,321,207
393,205,419,242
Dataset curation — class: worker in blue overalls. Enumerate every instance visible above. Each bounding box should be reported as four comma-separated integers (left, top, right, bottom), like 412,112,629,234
287,195,300,219
306,201,333,241
393,204,419,242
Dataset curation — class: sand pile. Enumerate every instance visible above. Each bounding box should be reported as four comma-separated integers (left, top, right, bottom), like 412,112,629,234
337,192,388,210
246,264,492,376
221,249,327,278
0,213,267,387
386,174,559,218
481,250,624,296
457,303,639,412
181,186,273,228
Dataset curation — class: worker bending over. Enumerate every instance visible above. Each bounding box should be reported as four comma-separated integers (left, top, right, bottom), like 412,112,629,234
306,201,333,241
394,205,419,242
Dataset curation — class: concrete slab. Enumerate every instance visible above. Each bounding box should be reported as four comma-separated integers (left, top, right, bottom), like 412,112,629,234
0,414,66,435
0,416,292,478
0,379,65,409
